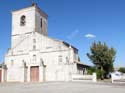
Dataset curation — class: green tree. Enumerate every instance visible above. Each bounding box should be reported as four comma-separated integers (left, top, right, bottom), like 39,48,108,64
119,67,125,73
87,41,116,79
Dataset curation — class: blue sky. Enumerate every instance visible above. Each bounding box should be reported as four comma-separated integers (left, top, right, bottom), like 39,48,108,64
0,0,125,67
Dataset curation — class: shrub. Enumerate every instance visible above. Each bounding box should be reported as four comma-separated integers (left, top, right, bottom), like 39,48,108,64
87,66,105,79
87,67,96,75
96,69,105,79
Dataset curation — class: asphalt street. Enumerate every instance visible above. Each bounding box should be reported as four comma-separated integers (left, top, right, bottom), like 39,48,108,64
0,82,124,93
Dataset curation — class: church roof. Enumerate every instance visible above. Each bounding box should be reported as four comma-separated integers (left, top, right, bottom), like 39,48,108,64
74,61,91,67
63,41,78,51
48,36,78,51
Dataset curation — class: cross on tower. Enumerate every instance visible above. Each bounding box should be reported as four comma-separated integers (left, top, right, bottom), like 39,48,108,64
28,0,37,6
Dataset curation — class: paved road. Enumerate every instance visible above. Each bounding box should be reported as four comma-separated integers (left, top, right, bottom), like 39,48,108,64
0,82,125,93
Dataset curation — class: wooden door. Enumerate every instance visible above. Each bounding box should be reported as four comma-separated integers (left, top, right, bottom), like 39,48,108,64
30,66,39,82
0,70,2,82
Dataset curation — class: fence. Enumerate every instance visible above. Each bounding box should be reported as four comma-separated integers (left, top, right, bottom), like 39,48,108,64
72,73,96,82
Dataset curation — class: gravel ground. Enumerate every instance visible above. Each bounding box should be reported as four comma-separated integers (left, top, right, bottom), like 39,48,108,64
0,82,125,93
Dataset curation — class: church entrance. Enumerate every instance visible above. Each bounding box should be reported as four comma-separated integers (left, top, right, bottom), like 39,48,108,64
30,66,39,82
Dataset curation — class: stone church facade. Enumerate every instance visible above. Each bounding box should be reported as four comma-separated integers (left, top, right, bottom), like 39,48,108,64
1,4,89,82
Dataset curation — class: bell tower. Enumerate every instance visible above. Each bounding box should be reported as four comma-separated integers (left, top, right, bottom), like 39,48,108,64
11,3,48,48
34,3,48,36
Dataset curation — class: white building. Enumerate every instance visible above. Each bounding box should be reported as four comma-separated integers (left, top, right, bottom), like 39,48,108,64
1,4,89,82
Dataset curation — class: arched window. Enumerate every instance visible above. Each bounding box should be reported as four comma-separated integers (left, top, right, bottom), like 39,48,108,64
41,18,42,28
33,45,36,50
20,15,26,26
33,55,36,61
33,39,36,43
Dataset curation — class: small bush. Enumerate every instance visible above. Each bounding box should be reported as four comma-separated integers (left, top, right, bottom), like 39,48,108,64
87,66,105,79
87,67,96,75
96,69,105,79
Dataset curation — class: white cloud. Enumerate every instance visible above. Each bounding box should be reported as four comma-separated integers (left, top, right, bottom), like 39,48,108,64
85,34,96,38
67,29,79,39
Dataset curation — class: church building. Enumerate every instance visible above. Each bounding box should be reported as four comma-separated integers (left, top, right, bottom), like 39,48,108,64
1,4,89,82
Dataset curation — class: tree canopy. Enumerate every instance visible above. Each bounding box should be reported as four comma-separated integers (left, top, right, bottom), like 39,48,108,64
87,41,116,79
